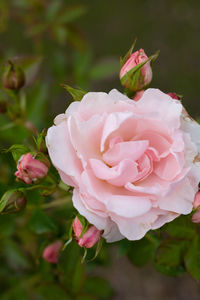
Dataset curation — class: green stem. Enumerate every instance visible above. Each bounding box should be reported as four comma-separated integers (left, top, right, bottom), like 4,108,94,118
27,197,71,210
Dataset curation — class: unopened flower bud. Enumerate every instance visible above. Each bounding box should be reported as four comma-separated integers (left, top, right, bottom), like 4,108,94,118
120,49,152,92
3,60,25,90
42,241,62,264
191,191,200,223
15,153,49,184
192,210,200,223
0,190,27,214
73,217,101,248
193,191,200,209
168,92,180,100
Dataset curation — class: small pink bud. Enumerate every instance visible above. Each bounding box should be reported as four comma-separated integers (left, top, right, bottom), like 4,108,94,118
78,226,101,248
72,217,83,238
15,153,49,184
72,217,101,248
168,92,179,100
42,241,62,264
133,90,144,101
192,210,200,223
120,49,152,91
193,191,200,209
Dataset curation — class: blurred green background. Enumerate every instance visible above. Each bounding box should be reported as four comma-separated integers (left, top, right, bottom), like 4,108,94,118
0,0,200,299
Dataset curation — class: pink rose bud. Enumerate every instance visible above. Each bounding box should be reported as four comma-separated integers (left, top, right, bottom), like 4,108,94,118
72,217,101,248
192,210,200,223
191,191,200,223
42,241,62,264
120,49,152,92
73,217,84,239
193,191,200,209
168,92,179,100
15,153,49,184
133,90,144,101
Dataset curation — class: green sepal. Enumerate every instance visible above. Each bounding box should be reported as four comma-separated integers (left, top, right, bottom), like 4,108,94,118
5,144,29,162
120,38,137,68
61,84,86,101
0,189,27,214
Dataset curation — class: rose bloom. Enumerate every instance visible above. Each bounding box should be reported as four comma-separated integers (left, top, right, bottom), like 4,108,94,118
46,89,200,242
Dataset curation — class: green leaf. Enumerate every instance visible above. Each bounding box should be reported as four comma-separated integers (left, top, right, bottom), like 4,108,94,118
29,209,57,234
58,5,86,24
154,239,188,277
36,285,71,300
46,1,62,21
61,84,86,101
165,215,197,239
128,237,156,267
155,239,188,267
71,259,85,293
84,277,113,300
59,241,85,293
3,240,30,270
6,144,29,162
185,236,200,279
154,263,185,277
35,129,47,152
52,25,68,45
118,239,132,256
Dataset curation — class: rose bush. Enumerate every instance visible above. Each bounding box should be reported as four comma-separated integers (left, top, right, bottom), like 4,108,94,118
46,88,200,242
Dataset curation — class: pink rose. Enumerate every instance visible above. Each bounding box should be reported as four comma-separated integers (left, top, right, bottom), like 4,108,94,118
42,241,62,264
73,217,101,248
120,49,152,91
15,153,49,184
46,89,200,242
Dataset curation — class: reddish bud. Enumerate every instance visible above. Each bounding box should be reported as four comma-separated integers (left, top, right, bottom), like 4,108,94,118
3,60,25,90
168,92,180,100
15,153,49,184
42,241,62,264
72,217,101,248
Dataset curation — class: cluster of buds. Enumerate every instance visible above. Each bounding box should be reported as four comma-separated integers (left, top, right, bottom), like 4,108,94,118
15,153,49,184
72,217,101,248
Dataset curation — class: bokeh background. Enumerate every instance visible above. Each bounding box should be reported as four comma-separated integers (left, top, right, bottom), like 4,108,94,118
0,0,200,299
